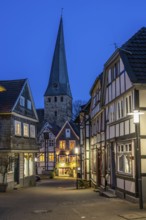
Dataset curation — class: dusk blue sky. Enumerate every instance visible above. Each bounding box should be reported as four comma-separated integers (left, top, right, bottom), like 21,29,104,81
0,0,146,108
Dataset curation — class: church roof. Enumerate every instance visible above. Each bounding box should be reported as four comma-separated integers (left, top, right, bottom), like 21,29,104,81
44,17,72,97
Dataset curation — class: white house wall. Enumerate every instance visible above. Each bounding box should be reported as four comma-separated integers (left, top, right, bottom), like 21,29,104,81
140,114,146,135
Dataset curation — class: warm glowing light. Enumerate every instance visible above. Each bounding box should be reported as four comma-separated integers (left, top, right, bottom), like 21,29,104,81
34,157,38,162
0,86,6,92
75,147,78,154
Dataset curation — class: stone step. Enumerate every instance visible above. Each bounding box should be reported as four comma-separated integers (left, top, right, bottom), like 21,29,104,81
102,190,117,198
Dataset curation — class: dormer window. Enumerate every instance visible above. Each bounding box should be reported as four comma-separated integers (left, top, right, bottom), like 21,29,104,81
20,96,25,107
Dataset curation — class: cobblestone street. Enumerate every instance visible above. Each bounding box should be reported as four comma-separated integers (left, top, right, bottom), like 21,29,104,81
0,178,146,220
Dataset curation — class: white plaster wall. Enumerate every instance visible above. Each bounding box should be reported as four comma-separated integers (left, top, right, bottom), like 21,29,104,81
125,180,135,193
125,120,129,135
110,125,115,138
120,58,124,72
106,126,109,139
106,89,108,104
120,122,124,136
20,153,24,179
117,178,124,189
139,90,146,107
141,159,146,173
130,119,135,133
120,73,125,94
116,124,119,137
141,139,146,155
125,72,132,90
140,113,146,135
116,77,120,97
109,85,112,102
112,81,115,100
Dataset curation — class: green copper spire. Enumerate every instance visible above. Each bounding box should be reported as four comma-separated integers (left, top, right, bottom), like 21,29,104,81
44,16,72,98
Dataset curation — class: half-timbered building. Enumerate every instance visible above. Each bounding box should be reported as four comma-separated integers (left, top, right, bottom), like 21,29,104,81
55,121,79,177
101,27,146,202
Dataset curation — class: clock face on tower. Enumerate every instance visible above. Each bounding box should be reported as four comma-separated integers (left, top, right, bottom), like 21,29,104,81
53,82,58,88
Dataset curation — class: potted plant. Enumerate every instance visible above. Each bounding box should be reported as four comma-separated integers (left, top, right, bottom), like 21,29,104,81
0,154,14,192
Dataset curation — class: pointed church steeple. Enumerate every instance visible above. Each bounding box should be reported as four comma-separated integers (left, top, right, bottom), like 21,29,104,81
44,16,72,127
44,16,72,98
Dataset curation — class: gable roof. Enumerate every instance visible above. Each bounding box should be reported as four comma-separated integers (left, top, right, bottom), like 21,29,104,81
0,79,26,113
120,27,146,83
44,16,72,98
0,79,38,121
56,120,79,140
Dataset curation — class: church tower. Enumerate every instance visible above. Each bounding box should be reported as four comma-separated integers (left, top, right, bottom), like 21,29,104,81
44,16,72,127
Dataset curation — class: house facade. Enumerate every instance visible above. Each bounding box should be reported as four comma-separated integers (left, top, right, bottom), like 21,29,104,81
87,27,146,202
0,79,38,190
37,121,60,175
90,73,106,189
55,121,79,177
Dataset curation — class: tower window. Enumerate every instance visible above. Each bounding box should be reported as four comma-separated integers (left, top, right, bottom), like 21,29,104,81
55,111,57,116
54,97,57,102
61,96,63,102
48,97,51,102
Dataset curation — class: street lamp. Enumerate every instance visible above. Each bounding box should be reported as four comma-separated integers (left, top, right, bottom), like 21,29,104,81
43,131,49,171
75,147,79,189
34,156,38,175
129,110,144,209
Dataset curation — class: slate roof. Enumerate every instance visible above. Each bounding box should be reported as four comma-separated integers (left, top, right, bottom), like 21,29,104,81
44,16,72,97
0,79,26,113
120,27,146,83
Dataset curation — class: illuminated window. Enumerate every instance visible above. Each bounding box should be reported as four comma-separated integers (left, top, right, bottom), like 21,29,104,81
117,143,132,174
39,153,44,162
69,155,76,162
59,141,66,150
59,156,66,162
15,120,21,136
30,125,35,138
69,141,75,150
49,153,54,162
23,123,29,137
24,153,33,176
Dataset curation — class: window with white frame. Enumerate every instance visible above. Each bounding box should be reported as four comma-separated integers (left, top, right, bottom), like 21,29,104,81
15,120,21,136
27,99,32,110
109,104,115,122
30,125,35,138
20,96,25,107
117,143,132,174
117,99,124,120
49,139,54,146
23,123,29,137
125,95,132,114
